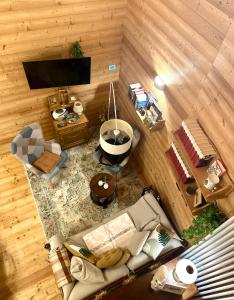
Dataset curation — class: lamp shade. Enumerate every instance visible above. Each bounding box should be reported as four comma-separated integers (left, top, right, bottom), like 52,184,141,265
100,119,133,155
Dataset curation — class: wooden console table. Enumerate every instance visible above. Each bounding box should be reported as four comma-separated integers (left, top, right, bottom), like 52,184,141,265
48,93,90,149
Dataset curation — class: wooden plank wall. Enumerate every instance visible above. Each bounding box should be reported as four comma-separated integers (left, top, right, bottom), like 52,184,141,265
117,0,234,230
0,0,126,155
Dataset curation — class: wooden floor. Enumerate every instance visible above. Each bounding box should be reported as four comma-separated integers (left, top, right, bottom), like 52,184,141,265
0,153,61,300
0,152,192,299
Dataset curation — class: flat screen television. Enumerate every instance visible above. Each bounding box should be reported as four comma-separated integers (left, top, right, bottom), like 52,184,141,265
22,57,91,89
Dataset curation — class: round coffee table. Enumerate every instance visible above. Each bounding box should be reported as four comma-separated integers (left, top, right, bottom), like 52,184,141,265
90,173,116,208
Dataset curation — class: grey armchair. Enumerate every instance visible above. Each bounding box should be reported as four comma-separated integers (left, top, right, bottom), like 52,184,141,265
11,122,68,182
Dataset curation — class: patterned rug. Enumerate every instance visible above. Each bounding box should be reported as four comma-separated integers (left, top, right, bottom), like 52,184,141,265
26,136,144,240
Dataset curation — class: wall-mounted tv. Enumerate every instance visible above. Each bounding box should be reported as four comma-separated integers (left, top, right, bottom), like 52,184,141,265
22,57,91,89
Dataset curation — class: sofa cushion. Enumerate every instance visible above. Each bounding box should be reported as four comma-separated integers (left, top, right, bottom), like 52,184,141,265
128,197,160,230
127,252,152,271
142,193,181,240
127,231,150,256
68,265,129,300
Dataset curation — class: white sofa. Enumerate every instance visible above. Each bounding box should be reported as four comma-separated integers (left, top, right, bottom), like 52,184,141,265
50,192,183,300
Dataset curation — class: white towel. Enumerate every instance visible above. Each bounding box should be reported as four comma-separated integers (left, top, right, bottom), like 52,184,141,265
70,256,105,283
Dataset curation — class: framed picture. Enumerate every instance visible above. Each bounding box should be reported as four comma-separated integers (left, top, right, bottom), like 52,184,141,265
48,94,59,107
68,94,79,104
208,159,226,177
194,188,202,207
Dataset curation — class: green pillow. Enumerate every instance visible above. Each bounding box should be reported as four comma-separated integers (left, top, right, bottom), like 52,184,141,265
143,226,171,260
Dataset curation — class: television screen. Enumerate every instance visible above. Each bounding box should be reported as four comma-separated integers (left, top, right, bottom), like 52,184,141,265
22,57,91,89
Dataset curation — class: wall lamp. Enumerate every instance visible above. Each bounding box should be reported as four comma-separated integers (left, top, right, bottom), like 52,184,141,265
154,75,165,90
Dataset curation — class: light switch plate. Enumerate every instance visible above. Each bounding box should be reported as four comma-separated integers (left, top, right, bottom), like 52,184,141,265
108,64,117,71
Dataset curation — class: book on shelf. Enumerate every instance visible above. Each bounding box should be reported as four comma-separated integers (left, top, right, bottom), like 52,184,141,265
135,93,148,109
167,143,194,184
177,119,216,167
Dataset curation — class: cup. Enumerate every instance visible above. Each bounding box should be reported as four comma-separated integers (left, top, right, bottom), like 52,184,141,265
204,173,220,191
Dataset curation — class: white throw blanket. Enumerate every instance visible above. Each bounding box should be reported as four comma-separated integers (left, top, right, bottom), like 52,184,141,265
70,256,105,283
83,213,136,256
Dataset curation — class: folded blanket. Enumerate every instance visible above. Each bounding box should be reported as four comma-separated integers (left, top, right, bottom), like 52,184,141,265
83,213,136,256
49,247,75,288
70,256,105,283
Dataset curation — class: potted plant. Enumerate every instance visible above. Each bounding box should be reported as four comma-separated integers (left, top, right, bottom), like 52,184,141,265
182,204,226,245
70,41,84,58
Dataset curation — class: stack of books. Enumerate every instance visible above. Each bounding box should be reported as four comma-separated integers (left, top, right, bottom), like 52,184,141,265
167,143,194,184
128,83,148,109
176,119,216,167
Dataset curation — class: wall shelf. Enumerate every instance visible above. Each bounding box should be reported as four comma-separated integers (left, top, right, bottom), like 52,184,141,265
128,87,165,132
166,129,233,216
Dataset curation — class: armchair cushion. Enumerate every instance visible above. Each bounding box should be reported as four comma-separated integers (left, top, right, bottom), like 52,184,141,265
33,151,62,173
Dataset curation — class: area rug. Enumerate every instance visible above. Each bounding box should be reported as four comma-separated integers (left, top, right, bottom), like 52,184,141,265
26,136,144,240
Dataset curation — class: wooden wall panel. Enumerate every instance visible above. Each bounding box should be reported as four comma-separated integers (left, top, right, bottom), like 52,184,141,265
0,0,126,154
117,0,234,229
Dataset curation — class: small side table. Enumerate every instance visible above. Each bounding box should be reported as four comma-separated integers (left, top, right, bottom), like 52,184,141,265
152,257,198,300
48,93,89,150
90,173,116,208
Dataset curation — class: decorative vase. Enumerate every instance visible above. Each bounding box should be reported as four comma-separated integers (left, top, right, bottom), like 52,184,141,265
73,101,83,116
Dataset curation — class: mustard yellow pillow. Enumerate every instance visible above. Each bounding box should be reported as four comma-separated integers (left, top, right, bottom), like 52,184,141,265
64,239,96,264
111,249,131,269
96,248,123,269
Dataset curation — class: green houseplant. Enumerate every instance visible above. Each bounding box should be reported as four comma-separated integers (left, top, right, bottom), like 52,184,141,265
182,204,226,245
70,41,84,58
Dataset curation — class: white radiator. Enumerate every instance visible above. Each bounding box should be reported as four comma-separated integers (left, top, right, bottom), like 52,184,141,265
180,216,234,300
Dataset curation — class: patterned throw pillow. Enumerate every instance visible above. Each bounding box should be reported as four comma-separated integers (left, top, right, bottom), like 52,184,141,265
64,239,96,264
49,248,75,288
143,224,171,260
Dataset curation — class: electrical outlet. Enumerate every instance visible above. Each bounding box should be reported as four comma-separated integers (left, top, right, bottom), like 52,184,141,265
108,64,117,71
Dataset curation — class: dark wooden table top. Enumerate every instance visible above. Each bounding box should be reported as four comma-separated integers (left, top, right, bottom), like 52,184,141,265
103,270,181,300
90,173,116,198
